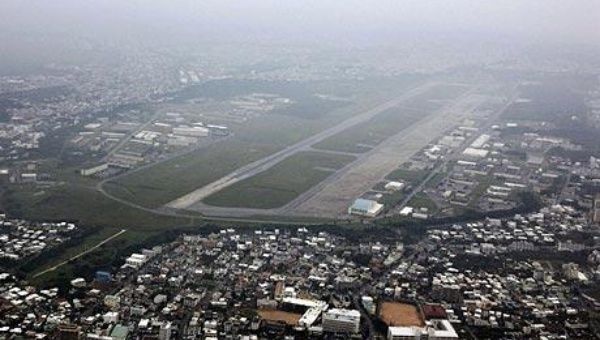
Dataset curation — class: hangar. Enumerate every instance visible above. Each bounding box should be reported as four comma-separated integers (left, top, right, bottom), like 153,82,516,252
348,198,384,217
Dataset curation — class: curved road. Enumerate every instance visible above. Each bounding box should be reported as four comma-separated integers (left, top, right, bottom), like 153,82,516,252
96,180,333,225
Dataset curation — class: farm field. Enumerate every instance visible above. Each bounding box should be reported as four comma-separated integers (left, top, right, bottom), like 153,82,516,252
203,151,356,209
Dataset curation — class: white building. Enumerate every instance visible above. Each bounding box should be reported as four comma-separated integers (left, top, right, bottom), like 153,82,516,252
102,311,119,324
348,199,384,217
400,207,414,216
125,253,147,269
282,297,328,328
80,163,109,176
70,278,86,288
388,326,422,340
361,296,376,315
173,126,209,137
322,308,361,334
462,147,489,158
388,319,458,340
470,134,490,149
385,181,405,191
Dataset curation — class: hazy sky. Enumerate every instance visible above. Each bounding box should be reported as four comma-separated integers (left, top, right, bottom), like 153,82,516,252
1,0,599,46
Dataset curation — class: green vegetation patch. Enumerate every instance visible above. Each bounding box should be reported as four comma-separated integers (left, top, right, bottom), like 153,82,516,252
385,168,427,184
2,184,194,231
1,183,200,280
380,190,406,210
105,140,280,208
407,192,438,213
425,170,448,189
203,151,356,209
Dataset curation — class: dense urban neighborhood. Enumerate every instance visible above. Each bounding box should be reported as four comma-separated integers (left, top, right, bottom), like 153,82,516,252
2,203,600,339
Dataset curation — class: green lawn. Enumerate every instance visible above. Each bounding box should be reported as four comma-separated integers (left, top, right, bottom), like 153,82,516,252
105,140,281,208
380,190,406,210
203,151,356,209
425,170,448,189
3,184,194,231
385,168,428,184
2,183,203,282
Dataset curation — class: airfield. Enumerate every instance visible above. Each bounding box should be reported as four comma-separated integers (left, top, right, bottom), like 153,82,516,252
102,79,512,220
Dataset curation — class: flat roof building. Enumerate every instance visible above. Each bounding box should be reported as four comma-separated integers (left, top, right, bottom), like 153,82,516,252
462,147,489,158
388,319,458,340
322,308,361,334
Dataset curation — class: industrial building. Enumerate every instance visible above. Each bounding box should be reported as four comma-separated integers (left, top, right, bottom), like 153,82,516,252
80,163,109,176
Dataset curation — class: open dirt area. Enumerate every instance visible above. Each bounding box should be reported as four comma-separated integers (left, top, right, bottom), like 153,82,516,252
378,302,425,327
257,309,302,326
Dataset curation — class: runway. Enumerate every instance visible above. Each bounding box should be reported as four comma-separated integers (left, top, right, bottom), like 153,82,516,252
165,81,440,210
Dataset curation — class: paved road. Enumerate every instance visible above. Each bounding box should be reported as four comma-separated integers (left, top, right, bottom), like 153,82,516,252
32,229,127,278
165,81,440,210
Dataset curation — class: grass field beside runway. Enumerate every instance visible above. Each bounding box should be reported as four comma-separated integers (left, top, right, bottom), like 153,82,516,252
202,151,356,209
